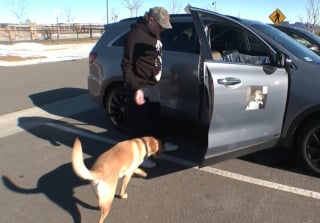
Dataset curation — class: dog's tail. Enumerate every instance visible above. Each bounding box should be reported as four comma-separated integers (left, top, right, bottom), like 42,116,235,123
72,137,94,180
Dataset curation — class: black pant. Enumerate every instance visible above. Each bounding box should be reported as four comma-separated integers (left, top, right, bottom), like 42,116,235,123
126,87,164,142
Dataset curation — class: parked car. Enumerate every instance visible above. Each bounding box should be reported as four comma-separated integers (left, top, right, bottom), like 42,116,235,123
88,6,320,176
271,24,320,55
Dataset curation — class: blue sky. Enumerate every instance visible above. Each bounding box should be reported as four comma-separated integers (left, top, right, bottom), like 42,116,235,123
0,0,308,24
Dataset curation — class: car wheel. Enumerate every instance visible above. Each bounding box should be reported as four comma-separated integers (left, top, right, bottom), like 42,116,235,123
105,84,128,132
297,119,320,176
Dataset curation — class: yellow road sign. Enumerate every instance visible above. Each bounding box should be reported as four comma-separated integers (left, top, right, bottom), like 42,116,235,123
269,8,286,24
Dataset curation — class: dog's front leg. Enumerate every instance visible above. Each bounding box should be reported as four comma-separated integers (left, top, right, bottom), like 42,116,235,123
118,174,133,199
134,168,147,177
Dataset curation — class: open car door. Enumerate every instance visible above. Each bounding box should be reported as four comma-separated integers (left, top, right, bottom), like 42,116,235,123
189,7,288,165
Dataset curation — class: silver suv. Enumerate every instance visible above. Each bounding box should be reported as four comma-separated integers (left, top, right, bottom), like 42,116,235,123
88,7,320,176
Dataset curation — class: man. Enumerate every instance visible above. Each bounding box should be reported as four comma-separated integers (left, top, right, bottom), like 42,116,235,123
121,6,178,168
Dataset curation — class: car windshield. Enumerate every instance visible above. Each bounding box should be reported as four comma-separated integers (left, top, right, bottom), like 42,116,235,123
250,23,320,64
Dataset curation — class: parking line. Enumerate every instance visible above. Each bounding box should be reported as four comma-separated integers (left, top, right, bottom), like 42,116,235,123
46,122,320,201
46,122,118,145
199,166,320,200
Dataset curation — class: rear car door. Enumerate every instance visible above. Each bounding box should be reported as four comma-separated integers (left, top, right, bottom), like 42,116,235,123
190,7,289,164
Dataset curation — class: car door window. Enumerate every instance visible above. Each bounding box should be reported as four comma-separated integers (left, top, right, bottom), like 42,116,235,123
112,31,128,47
161,22,197,53
210,25,269,65
112,22,197,54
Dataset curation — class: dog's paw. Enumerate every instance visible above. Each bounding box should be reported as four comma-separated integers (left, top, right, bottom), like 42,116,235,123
119,193,128,199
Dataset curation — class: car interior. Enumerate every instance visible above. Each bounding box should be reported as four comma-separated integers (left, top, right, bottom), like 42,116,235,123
210,24,270,64
112,20,270,65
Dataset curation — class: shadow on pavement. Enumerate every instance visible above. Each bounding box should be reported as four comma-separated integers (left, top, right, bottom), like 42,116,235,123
24,87,207,165
3,87,316,223
2,162,96,223
29,87,88,107
3,115,200,223
2,86,203,223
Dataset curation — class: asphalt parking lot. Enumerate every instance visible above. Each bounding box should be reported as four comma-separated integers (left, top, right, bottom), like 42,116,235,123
1,59,320,223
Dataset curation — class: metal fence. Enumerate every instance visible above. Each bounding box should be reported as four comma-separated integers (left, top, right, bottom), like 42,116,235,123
0,23,104,43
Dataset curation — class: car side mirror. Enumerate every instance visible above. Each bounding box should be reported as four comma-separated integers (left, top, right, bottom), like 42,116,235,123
276,52,292,68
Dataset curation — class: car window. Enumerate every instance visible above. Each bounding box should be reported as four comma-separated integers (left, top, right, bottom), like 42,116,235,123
112,31,128,47
252,24,320,64
210,25,269,65
161,22,196,53
112,22,197,54
285,31,312,47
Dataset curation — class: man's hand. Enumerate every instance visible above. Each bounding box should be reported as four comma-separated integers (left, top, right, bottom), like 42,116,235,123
134,89,145,105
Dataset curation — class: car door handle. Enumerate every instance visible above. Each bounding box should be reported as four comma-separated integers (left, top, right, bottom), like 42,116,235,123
217,77,241,85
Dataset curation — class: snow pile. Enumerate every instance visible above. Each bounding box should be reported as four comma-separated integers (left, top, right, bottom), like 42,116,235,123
0,42,95,66
0,43,45,58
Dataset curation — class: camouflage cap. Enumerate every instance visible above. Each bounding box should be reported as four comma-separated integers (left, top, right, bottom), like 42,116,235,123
149,7,172,29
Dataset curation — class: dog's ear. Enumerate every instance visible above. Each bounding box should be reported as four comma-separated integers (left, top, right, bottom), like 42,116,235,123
148,137,162,153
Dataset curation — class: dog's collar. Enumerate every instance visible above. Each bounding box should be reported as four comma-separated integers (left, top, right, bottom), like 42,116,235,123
140,137,149,158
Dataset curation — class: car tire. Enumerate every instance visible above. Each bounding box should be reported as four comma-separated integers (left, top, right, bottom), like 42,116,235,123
105,84,128,133
296,119,320,176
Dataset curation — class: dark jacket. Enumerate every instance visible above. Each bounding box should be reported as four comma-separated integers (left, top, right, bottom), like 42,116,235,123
121,18,162,91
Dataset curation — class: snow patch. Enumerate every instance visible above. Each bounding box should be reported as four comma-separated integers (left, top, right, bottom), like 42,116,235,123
0,42,94,66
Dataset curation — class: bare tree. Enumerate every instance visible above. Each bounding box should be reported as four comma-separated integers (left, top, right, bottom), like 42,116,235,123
123,0,134,17
63,7,73,24
7,0,32,23
133,0,143,17
305,0,320,32
111,8,119,22
298,15,305,23
167,0,182,14
123,0,143,17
